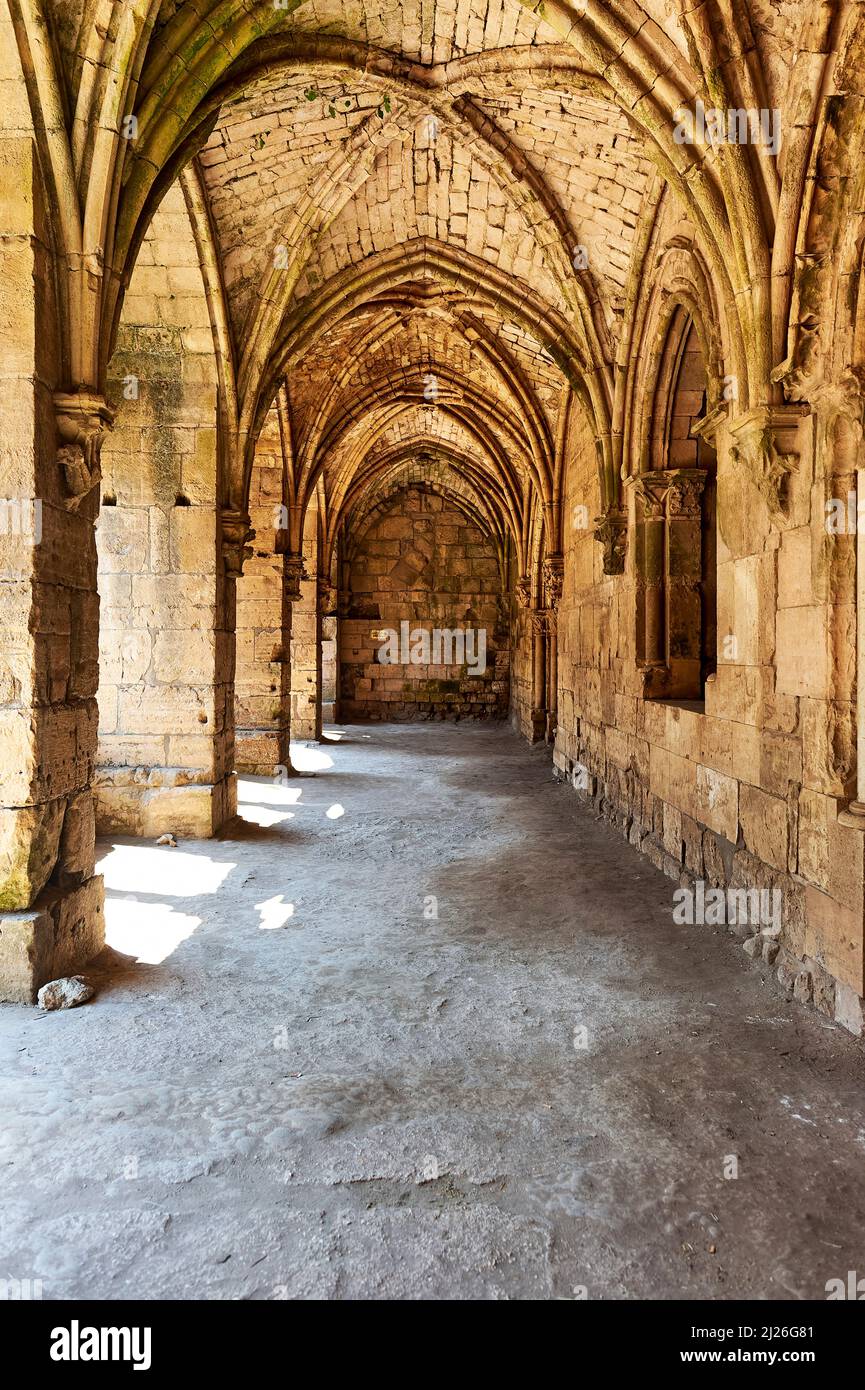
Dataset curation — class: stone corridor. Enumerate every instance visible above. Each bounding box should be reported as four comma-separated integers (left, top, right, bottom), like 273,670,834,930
1,723,864,1301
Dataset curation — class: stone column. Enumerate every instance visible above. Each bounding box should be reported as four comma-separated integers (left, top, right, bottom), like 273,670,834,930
529,607,548,743
543,555,563,742
665,468,707,696
633,471,670,673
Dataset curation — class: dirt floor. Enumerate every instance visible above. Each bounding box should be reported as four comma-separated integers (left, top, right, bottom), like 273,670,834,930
1,721,864,1300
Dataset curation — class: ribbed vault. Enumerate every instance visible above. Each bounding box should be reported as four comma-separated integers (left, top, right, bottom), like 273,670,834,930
9,0,853,575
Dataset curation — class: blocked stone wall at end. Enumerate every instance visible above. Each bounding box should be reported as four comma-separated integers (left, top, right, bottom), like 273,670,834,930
339,485,508,721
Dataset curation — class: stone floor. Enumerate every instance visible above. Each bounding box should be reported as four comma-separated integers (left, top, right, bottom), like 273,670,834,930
1,722,864,1300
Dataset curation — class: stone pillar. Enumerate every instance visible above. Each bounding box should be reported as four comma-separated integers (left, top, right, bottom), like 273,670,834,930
529,608,548,742
95,185,236,837
319,578,338,724
543,555,563,742
234,428,291,775
290,503,322,742
839,462,865,828
0,135,106,1000
0,138,106,999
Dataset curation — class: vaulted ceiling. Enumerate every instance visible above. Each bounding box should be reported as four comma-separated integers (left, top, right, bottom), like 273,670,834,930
38,0,833,560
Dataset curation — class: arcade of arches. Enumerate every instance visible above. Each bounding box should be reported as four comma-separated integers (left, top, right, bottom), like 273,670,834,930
3,0,865,1143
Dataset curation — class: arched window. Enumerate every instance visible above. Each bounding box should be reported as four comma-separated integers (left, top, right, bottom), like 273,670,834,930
634,309,717,702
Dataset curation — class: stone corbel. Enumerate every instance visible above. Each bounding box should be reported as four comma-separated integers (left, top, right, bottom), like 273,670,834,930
514,573,532,608
221,508,255,578
690,398,728,445
542,554,564,610
728,405,808,521
54,390,113,511
285,553,310,601
593,509,627,574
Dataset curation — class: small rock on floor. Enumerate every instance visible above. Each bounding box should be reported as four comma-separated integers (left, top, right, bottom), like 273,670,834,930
37,976,95,1011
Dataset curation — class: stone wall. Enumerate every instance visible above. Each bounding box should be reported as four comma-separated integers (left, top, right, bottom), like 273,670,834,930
339,484,508,721
95,185,234,838
547,400,865,1035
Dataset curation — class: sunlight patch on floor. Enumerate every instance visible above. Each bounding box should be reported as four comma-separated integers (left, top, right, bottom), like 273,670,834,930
289,744,335,771
105,898,202,964
256,894,295,930
99,844,235,896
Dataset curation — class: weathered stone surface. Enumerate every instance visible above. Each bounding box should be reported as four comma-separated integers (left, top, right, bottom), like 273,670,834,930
834,981,865,1037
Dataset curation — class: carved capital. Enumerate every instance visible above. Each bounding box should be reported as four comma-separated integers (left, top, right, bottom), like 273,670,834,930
728,405,808,520
666,468,707,517
630,470,670,520
529,606,556,637
514,573,532,608
285,552,310,601
593,509,627,574
54,390,113,511
221,508,255,578
542,553,564,610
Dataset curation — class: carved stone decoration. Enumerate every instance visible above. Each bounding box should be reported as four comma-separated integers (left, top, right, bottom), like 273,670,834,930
317,577,337,615
221,508,255,578
542,554,564,610
529,607,556,637
666,468,707,517
514,573,532,608
285,552,310,601
631,470,670,519
593,510,627,574
54,390,113,511
728,406,808,520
